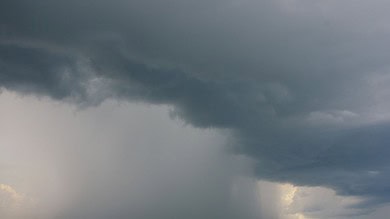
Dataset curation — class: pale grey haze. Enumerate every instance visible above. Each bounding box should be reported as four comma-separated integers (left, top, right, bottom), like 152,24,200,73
1,0,390,218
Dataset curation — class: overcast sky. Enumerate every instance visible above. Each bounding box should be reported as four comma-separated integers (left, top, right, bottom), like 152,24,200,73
2,0,390,218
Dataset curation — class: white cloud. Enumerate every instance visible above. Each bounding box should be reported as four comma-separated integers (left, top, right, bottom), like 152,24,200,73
0,183,36,219
257,181,370,219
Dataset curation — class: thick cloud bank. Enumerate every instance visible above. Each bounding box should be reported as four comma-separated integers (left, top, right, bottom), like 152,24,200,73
2,0,390,215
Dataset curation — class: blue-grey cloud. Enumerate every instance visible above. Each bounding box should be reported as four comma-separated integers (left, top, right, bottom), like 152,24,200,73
2,0,390,216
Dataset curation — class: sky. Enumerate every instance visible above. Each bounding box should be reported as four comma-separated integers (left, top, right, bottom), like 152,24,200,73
2,0,390,218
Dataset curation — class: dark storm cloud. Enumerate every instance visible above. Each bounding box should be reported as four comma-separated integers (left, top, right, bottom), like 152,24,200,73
0,42,82,98
2,0,390,214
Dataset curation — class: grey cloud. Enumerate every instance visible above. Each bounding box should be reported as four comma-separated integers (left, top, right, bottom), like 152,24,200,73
0,92,264,219
2,0,390,216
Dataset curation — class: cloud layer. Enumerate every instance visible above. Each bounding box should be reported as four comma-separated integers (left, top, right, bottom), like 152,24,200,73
2,0,390,216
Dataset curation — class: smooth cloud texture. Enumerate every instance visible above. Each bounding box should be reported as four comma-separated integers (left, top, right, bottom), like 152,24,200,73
0,91,264,219
2,0,390,216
